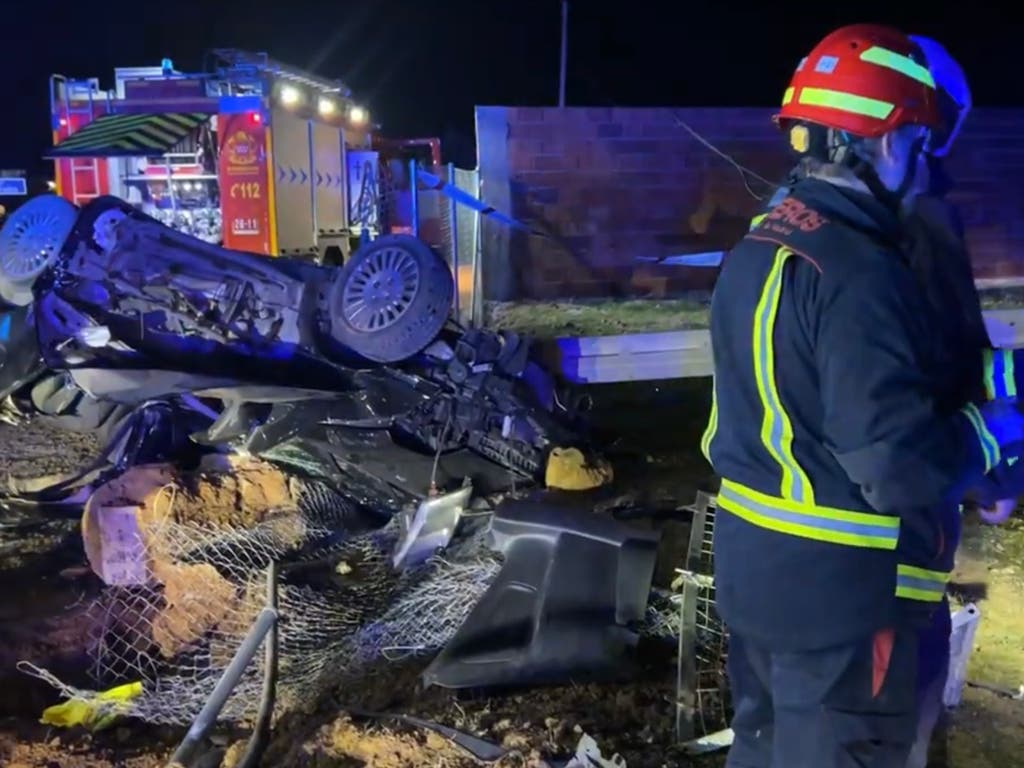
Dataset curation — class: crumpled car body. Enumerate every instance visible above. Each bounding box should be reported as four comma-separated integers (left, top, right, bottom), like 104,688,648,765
0,193,662,690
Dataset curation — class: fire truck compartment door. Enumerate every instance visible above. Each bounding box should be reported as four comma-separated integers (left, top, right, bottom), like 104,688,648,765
45,113,210,158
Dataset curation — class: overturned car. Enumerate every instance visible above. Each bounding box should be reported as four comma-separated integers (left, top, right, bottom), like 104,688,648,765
3,194,681,724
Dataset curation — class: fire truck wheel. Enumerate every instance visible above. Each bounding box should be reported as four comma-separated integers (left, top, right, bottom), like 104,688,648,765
0,194,78,307
326,235,454,363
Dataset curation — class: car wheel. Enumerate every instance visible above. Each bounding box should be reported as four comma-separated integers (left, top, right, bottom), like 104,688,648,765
0,194,78,306
325,234,453,363
74,196,135,253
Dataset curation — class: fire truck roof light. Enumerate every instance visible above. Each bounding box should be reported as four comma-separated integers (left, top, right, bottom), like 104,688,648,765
318,97,337,116
279,85,301,107
349,105,368,126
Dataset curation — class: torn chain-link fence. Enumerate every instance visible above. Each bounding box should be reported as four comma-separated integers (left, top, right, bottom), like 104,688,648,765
19,459,700,731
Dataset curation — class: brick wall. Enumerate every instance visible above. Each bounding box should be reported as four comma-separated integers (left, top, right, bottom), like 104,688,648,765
474,106,1024,301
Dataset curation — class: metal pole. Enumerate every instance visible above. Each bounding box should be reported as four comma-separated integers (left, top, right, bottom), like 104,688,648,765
447,161,460,322
236,562,280,768
471,174,483,328
558,1,569,107
166,605,279,768
408,158,419,238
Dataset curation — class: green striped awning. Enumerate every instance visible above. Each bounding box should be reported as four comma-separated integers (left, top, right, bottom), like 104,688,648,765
46,112,210,158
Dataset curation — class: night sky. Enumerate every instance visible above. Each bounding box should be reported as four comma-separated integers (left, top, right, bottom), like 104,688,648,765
3,0,1022,172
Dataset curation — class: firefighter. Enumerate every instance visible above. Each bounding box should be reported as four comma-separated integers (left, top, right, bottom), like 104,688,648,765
701,24,1024,768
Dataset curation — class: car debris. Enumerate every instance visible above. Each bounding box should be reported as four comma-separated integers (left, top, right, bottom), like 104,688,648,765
0,193,702,741
0,193,590,508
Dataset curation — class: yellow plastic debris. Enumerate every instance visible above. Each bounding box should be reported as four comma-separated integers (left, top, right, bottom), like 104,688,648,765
545,447,613,491
40,680,143,731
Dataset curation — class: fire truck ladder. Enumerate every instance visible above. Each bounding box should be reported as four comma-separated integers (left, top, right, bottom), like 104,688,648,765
50,75,111,206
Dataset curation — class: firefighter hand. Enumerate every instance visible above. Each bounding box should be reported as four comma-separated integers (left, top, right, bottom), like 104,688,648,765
978,498,1017,525
978,398,1024,450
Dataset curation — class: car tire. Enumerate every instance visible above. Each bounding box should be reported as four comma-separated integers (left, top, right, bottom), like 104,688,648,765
324,234,453,363
0,194,78,306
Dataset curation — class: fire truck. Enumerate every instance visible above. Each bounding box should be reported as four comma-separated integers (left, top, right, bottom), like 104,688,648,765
48,50,441,263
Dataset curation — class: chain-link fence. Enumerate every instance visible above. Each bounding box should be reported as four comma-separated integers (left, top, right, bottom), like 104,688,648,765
674,491,730,742
20,455,686,730
21,457,503,727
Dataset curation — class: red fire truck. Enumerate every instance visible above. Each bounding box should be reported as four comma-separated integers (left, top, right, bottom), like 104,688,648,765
48,51,440,263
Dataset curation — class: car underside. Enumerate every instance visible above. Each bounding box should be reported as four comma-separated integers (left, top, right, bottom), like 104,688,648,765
0,194,682,707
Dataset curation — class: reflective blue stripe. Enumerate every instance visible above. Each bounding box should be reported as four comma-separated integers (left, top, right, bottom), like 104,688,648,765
898,575,946,593
895,564,949,602
961,402,1000,472
718,479,900,550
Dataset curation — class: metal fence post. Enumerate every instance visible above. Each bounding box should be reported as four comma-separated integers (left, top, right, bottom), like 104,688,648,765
448,161,460,323
166,562,280,768
408,158,419,239
470,172,483,328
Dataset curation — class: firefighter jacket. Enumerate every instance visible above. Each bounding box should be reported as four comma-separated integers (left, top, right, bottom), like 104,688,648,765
703,177,999,651
755,171,1024,501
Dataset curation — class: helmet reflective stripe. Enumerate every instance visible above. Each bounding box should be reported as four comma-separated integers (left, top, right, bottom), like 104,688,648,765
859,47,935,88
798,88,895,120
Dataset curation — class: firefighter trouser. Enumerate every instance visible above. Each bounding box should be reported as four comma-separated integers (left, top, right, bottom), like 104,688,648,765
725,628,919,768
907,597,952,768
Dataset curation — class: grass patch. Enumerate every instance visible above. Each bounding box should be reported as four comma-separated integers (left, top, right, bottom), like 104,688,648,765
483,290,1024,339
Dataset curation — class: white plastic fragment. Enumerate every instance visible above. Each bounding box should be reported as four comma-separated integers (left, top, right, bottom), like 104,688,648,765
95,505,148,586
943,602,982,708
682,727,735,755
565,733,627,767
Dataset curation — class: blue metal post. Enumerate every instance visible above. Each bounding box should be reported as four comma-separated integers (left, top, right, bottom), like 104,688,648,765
408,158,419,238
448,161,460,322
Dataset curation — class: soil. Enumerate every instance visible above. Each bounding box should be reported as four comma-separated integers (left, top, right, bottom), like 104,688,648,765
0,382,1022,767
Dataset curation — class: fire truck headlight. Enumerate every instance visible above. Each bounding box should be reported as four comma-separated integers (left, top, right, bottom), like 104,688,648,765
279,85,301,107
318,97,337,116
349,105,368,126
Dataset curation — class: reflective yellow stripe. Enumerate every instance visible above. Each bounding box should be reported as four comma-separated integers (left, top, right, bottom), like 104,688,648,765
782,86,795,106
895,563,949,602
961,402,1000,472
859,47,936,89
719,479,900,550
265,127,279,256
797,87,894,121
701,377,718,463
753,248,815,503
983,348,1016,400
749,212,767,231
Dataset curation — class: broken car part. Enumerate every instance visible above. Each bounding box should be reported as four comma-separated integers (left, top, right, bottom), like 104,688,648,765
423,494,660,689
348,710,507,762
391,481,473,569
0,194,586,508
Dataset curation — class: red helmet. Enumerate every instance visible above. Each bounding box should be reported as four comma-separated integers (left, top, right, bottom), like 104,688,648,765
775,24,943,139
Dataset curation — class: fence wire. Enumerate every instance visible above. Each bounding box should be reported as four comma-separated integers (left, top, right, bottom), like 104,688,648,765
674,492,730,740
20,457,686,730
21,458,502,726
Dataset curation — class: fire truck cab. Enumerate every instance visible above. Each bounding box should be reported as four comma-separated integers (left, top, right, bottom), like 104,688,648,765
48,51,380,263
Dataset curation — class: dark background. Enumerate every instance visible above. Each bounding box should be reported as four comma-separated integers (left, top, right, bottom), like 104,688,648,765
2,0,1021,172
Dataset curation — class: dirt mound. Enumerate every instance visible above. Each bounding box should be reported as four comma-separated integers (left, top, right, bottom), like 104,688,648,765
80,455,302,658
